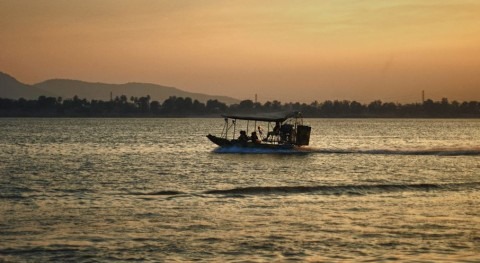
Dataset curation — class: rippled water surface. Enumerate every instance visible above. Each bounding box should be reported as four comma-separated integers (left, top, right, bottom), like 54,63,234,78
1,118,479,262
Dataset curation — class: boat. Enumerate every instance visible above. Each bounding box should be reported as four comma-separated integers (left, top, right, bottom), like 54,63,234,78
206,111,311,150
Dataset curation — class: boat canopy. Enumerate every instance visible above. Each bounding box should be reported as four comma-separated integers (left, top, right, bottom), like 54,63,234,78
221,111,301,123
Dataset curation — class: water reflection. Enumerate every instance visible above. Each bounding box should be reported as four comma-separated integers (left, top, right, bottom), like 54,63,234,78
0,118,479,262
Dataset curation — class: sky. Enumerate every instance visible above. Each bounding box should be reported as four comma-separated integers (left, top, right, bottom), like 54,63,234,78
1,0,480,103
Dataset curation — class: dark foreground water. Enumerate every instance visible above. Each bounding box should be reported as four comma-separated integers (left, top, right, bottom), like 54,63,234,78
1,118,479,262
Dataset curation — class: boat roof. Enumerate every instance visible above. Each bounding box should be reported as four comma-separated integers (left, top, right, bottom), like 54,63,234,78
221,111,301,122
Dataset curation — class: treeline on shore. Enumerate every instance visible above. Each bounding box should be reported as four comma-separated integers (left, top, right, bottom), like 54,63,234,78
0,95,479,118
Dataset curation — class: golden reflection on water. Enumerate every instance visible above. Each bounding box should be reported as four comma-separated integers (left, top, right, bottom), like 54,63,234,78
0,118,479,262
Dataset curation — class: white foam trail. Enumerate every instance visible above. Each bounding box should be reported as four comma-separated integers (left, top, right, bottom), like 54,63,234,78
303,147,480,156
213,146,480,156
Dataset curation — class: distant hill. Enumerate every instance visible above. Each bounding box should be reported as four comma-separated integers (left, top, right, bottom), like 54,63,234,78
0,72,54,99
34,79,239,104
0,71,239,104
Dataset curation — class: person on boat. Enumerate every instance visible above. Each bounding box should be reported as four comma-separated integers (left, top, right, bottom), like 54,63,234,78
238,130,249,143
257,126,264,139
250,131,260,144
266,121,281,140
273,122,280,133
280,124,293,142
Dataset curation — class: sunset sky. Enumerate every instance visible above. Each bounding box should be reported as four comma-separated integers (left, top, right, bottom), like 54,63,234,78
1,0,479,102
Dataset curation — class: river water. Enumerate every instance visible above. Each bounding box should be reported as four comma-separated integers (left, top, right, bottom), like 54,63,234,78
1,118,479,262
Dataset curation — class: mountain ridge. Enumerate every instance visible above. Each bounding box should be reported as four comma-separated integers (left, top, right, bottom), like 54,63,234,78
0,72,239,104
0,72,54,99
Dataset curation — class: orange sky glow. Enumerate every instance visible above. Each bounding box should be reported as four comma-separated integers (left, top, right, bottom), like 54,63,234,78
1,0,479,102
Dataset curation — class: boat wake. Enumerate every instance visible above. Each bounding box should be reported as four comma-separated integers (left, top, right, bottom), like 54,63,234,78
306,147,480,156
205,183,476,196
213,146,480,156
130,182,480,197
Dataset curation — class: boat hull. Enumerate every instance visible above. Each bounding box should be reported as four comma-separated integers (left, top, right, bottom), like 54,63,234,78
207,134,296,150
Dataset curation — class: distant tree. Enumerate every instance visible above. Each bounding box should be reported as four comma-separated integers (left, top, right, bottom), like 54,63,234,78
37,96,58,110
206,99,227,113
253,102,262,111
238,100,254,112
350,101,365,115
120,95,128,104
0,94,479,118
382,102,397,115
179,97,193,113
271,100,282,111
137,95,151,113
150,100,161,114
192,99,205,113
161,96,177,114
320,100,334,115
368,100,382,114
